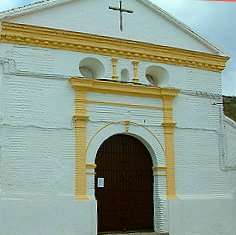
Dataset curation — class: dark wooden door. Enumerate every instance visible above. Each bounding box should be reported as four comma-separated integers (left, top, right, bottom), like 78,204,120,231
95,134,154,233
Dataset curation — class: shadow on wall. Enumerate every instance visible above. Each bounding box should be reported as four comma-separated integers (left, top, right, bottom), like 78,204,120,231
223,96,236,122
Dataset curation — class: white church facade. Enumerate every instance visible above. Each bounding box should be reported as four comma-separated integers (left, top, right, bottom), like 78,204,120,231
0,0,236,235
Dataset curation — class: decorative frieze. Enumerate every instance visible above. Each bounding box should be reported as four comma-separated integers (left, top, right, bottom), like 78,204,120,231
0,22,229,72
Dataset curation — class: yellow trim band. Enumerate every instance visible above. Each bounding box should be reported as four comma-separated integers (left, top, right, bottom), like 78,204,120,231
0,22,229,72
70,77,179,98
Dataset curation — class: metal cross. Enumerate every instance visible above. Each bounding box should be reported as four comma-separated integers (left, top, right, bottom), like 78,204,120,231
109,1,134,31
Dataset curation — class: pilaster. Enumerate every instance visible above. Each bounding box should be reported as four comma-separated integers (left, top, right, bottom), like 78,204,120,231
74,90,89,200
132,60,140,83
162,96,177,199
111,57,118,80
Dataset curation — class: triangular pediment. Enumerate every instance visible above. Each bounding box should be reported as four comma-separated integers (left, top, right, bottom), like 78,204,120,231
0,0,223,54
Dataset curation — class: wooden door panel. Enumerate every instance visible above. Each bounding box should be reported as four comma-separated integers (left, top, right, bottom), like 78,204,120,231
95,134,154,233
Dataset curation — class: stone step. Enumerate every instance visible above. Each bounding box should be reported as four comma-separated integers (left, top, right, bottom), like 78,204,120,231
99,233,159,235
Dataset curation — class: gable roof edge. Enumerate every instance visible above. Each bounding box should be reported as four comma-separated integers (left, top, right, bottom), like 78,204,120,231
0,0,72,20
138,0,226,55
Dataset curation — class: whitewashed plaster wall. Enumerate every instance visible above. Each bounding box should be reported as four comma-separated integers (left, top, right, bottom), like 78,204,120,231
0,62,3,130
172,94,236,235
8,0,216,54
0,44,235,235
0,65,98,234
0,45,98,235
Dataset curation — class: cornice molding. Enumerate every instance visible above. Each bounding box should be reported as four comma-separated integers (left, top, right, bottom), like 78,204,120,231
0,22,229,72
70,77,180,98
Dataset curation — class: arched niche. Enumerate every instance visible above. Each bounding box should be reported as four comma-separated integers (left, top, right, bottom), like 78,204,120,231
79,57,105,79
145,65,169,87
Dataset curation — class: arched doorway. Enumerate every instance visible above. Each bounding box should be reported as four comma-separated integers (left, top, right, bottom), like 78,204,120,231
95,134,154,233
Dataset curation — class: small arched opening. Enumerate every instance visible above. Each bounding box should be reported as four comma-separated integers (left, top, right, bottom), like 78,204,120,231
120,68,130,82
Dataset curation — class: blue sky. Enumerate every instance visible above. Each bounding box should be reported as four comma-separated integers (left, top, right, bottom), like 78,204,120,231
0,0,236,95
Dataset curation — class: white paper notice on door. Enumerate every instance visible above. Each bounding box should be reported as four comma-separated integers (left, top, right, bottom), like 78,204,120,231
97,178,105,188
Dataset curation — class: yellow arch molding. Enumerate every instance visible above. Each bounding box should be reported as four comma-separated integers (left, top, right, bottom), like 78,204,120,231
70,77,179,200
85,120,165,156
